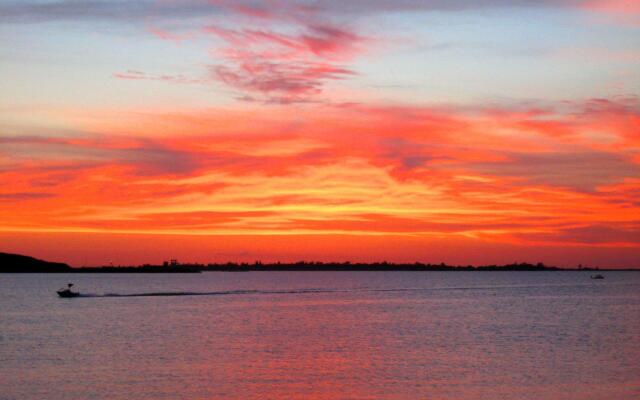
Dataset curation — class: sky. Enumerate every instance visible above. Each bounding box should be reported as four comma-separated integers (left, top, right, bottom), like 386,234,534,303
1,0,639,267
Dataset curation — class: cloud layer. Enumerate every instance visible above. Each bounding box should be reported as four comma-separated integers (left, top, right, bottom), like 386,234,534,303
1,96,639,252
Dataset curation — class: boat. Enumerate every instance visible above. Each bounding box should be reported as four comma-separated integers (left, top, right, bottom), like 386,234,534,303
590,274,604,280
57,283,80,298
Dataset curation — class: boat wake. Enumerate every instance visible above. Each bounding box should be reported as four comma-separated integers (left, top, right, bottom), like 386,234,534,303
71,283,591,298
78,288,345,298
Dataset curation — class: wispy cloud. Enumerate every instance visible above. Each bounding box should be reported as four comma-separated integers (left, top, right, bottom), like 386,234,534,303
113,70,205,84
205,22,365,103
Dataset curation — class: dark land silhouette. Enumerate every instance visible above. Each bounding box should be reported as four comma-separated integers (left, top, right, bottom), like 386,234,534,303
0,251,630,273
0,252,72,273
0,252,200,273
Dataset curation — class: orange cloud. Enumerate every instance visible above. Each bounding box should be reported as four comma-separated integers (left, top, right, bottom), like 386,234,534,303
1,97,639,262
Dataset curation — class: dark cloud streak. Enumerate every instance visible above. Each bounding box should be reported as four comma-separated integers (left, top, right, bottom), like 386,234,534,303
0,0,588,24
517,223,640,245
0,192,56,200
0,0,221,23
470,151,640,192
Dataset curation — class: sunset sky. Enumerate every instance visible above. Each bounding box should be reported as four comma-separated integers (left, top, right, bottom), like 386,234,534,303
1,0,639,267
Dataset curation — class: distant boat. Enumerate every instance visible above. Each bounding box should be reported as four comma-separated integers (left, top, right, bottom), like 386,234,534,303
57,283,80,298
590,274,604,280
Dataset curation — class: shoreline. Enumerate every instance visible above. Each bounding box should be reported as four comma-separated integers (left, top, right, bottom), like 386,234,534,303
2,253,637,272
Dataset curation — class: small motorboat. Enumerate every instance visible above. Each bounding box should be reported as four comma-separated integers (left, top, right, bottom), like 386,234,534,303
57,283,80,298
590,274,604,280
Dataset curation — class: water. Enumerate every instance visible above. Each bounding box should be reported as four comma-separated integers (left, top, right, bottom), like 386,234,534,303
1,271,639,399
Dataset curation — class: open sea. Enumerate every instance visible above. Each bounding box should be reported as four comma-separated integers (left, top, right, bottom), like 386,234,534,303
1,271,639,399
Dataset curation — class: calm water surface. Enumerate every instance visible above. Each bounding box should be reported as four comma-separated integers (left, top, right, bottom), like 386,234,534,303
1,271,639,399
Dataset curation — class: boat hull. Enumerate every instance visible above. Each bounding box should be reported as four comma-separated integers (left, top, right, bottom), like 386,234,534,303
57,290,80,298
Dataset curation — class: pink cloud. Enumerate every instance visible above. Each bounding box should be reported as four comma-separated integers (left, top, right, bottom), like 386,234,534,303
212,61,356,103
583,0,640,13
206,24,363,59
581,0,640,25
204,11,367,103
146,25,196,42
